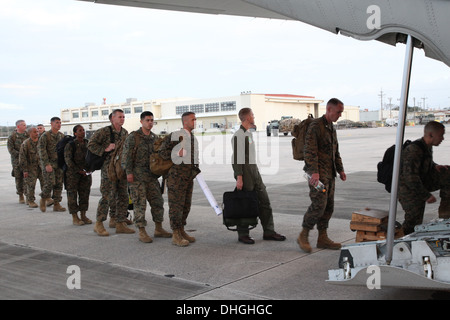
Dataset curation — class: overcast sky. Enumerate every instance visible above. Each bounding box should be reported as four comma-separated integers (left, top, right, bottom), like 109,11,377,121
1,0,450,126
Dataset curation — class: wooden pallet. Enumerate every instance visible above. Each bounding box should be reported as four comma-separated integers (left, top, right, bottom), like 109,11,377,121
350,208,402,242
355,229,403,242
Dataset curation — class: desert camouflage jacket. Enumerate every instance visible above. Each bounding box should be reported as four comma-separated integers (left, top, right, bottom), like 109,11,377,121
7,130,29,165
38,130,64,168
19,138,40,173
399,138,435,201
87,125,128,167
121,128,159,180
303,115,344,182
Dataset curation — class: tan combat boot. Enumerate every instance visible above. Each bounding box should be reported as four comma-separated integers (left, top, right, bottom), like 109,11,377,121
46,199,54,207
53,202,66,212
154,222,172,238
80,211,92,224
94,221,109,236
116,221,135,234
109,217,116,228
172,229,189,247
438,199,450,220
317,229,341,250
39,198,48,212
138,227,153,243
180,226,195,243
28,201,38,208
72,213,85,226
19,194,25,204
297,228,312,253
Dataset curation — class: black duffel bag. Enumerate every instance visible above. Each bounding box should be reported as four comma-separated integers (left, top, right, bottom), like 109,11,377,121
222,189,259,231
85,126,114,172
85,150,106,172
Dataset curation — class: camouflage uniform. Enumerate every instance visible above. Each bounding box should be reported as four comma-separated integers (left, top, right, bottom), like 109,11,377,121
7,130,29,197
122,128,164,228
399,138,450,234
302,116,344,230
231,126,276,237
64,138,92,215
160,129,200,230
38,130,65,202
18,138,43,203
88,125,129,223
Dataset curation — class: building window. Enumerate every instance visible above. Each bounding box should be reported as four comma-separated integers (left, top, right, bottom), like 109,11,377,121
134,106,143,113
82,111,89,118
91,110,99,117
190,104,204,113
101,110,109,116
123,107,131,114
176,105,189,115
72,112,79,119
221,101,236,111
205,102,219,113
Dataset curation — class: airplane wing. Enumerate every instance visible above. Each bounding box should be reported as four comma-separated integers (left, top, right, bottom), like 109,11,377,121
77,0,450,68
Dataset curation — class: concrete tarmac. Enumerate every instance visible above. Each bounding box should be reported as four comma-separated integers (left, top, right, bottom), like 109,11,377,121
1,125,449,301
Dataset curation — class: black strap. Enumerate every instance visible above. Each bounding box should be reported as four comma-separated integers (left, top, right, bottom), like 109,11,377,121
109,126,115,143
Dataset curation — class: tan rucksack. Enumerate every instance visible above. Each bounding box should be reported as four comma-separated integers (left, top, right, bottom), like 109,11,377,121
150,137,173,176
291,114,314,161
107,139,126,181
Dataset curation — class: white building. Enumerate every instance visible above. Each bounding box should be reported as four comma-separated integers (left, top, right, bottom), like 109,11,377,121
57,93,359,136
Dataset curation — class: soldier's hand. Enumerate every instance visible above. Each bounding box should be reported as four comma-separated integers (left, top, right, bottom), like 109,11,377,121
105,143,115,152
45,164,53,173
236,176,243,190
127,173,134,183
178,148,187,157
339,171,347,181
426,195,437,204
23,172,28,178
309,173,320,187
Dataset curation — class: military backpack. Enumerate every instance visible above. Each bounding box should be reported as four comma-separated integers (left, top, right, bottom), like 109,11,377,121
291,114,314,161
107,137,126,182
376,139,426,193
56,135,75,170
150,137,173,177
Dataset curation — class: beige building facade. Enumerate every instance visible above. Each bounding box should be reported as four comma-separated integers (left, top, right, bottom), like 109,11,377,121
57,93,359,136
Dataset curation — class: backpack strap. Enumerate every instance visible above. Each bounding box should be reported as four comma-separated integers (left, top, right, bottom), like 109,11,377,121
132,131,141,164
109,125,115,143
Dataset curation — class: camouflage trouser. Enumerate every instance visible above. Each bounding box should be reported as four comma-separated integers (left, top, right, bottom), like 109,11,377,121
302,179,335,230
109,199,116,217
128,178,164,228
40,165,63,203
12,164,25,195
399,200,426,235
96,167,128,223
24,167,43,202
65,170,92,215
400,168,450,234
167,172,194,230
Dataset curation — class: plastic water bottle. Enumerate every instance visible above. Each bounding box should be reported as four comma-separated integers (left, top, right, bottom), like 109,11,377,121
304,173,326,192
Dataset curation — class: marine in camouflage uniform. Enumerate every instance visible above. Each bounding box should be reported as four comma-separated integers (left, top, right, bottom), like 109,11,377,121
18,127,42,208
88,109,134,236
38,117,66,212
231,108,286,244
159,112,200,246
64,125,92,226
7,120,29,203
122,112,172,243
399,122,450,235
298,98,346,253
